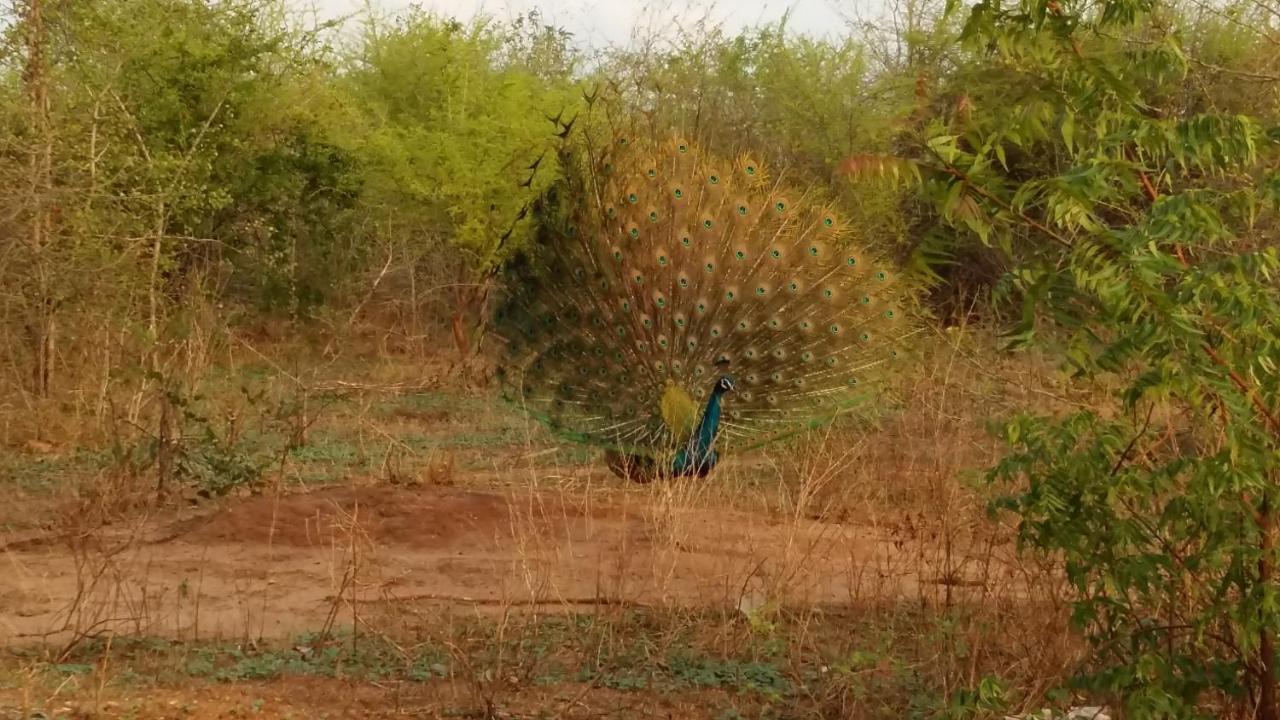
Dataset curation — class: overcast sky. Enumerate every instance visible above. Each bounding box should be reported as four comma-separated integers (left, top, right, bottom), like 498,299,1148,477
297,0,871,49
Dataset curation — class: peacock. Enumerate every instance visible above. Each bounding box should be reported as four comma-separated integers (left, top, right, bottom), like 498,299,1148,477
493,111,915,482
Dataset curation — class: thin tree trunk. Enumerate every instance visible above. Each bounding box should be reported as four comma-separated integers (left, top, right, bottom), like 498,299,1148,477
148,204,165,344
1261,489,1277,720
155,389,172,501
147,204,170,501
21,0,55,400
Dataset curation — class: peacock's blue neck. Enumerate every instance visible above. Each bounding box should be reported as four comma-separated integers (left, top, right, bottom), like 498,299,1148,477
694,385,727,451
671,380,730,477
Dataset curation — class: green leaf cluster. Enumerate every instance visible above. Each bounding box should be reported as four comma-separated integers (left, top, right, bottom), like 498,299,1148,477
897,0,1280,714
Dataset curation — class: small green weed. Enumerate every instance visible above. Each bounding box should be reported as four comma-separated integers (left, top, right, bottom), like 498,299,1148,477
665,652,791,698
0,450,112,494
178,632,451,683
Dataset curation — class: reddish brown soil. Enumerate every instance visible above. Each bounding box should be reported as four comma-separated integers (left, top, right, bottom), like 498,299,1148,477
0,477,981,647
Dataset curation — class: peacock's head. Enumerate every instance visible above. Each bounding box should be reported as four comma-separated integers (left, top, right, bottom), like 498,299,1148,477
713,357,735,394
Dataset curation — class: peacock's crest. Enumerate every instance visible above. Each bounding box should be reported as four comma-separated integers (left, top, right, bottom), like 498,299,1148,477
494,108,916,461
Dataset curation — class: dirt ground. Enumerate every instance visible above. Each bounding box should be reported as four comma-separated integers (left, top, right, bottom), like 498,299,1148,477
2,471,964,647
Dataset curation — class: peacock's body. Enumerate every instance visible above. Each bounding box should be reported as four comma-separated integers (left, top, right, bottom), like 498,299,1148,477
494,120,914,481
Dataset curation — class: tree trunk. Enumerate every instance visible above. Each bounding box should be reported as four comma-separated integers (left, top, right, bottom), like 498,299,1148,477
1261,489,1277,720
20,0,56,399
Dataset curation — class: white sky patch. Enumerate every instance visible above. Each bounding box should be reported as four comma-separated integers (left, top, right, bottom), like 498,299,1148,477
292,0,874,49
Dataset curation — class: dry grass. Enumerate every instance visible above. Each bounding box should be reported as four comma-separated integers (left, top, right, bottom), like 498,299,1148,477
0,321,1095,719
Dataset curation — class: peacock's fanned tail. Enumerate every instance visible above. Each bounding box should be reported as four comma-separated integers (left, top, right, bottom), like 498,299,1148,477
494,129,915,455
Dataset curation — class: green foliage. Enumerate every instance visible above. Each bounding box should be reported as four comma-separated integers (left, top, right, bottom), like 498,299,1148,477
138,379,273,498
570,647,792,698
944,675,1009,718
48,0,356,314
0,0,578,369
889,0,1280,714
340,10,575,273
3,0,1273,355
664,651,791,698
0,450,112,497
178,632,449,683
